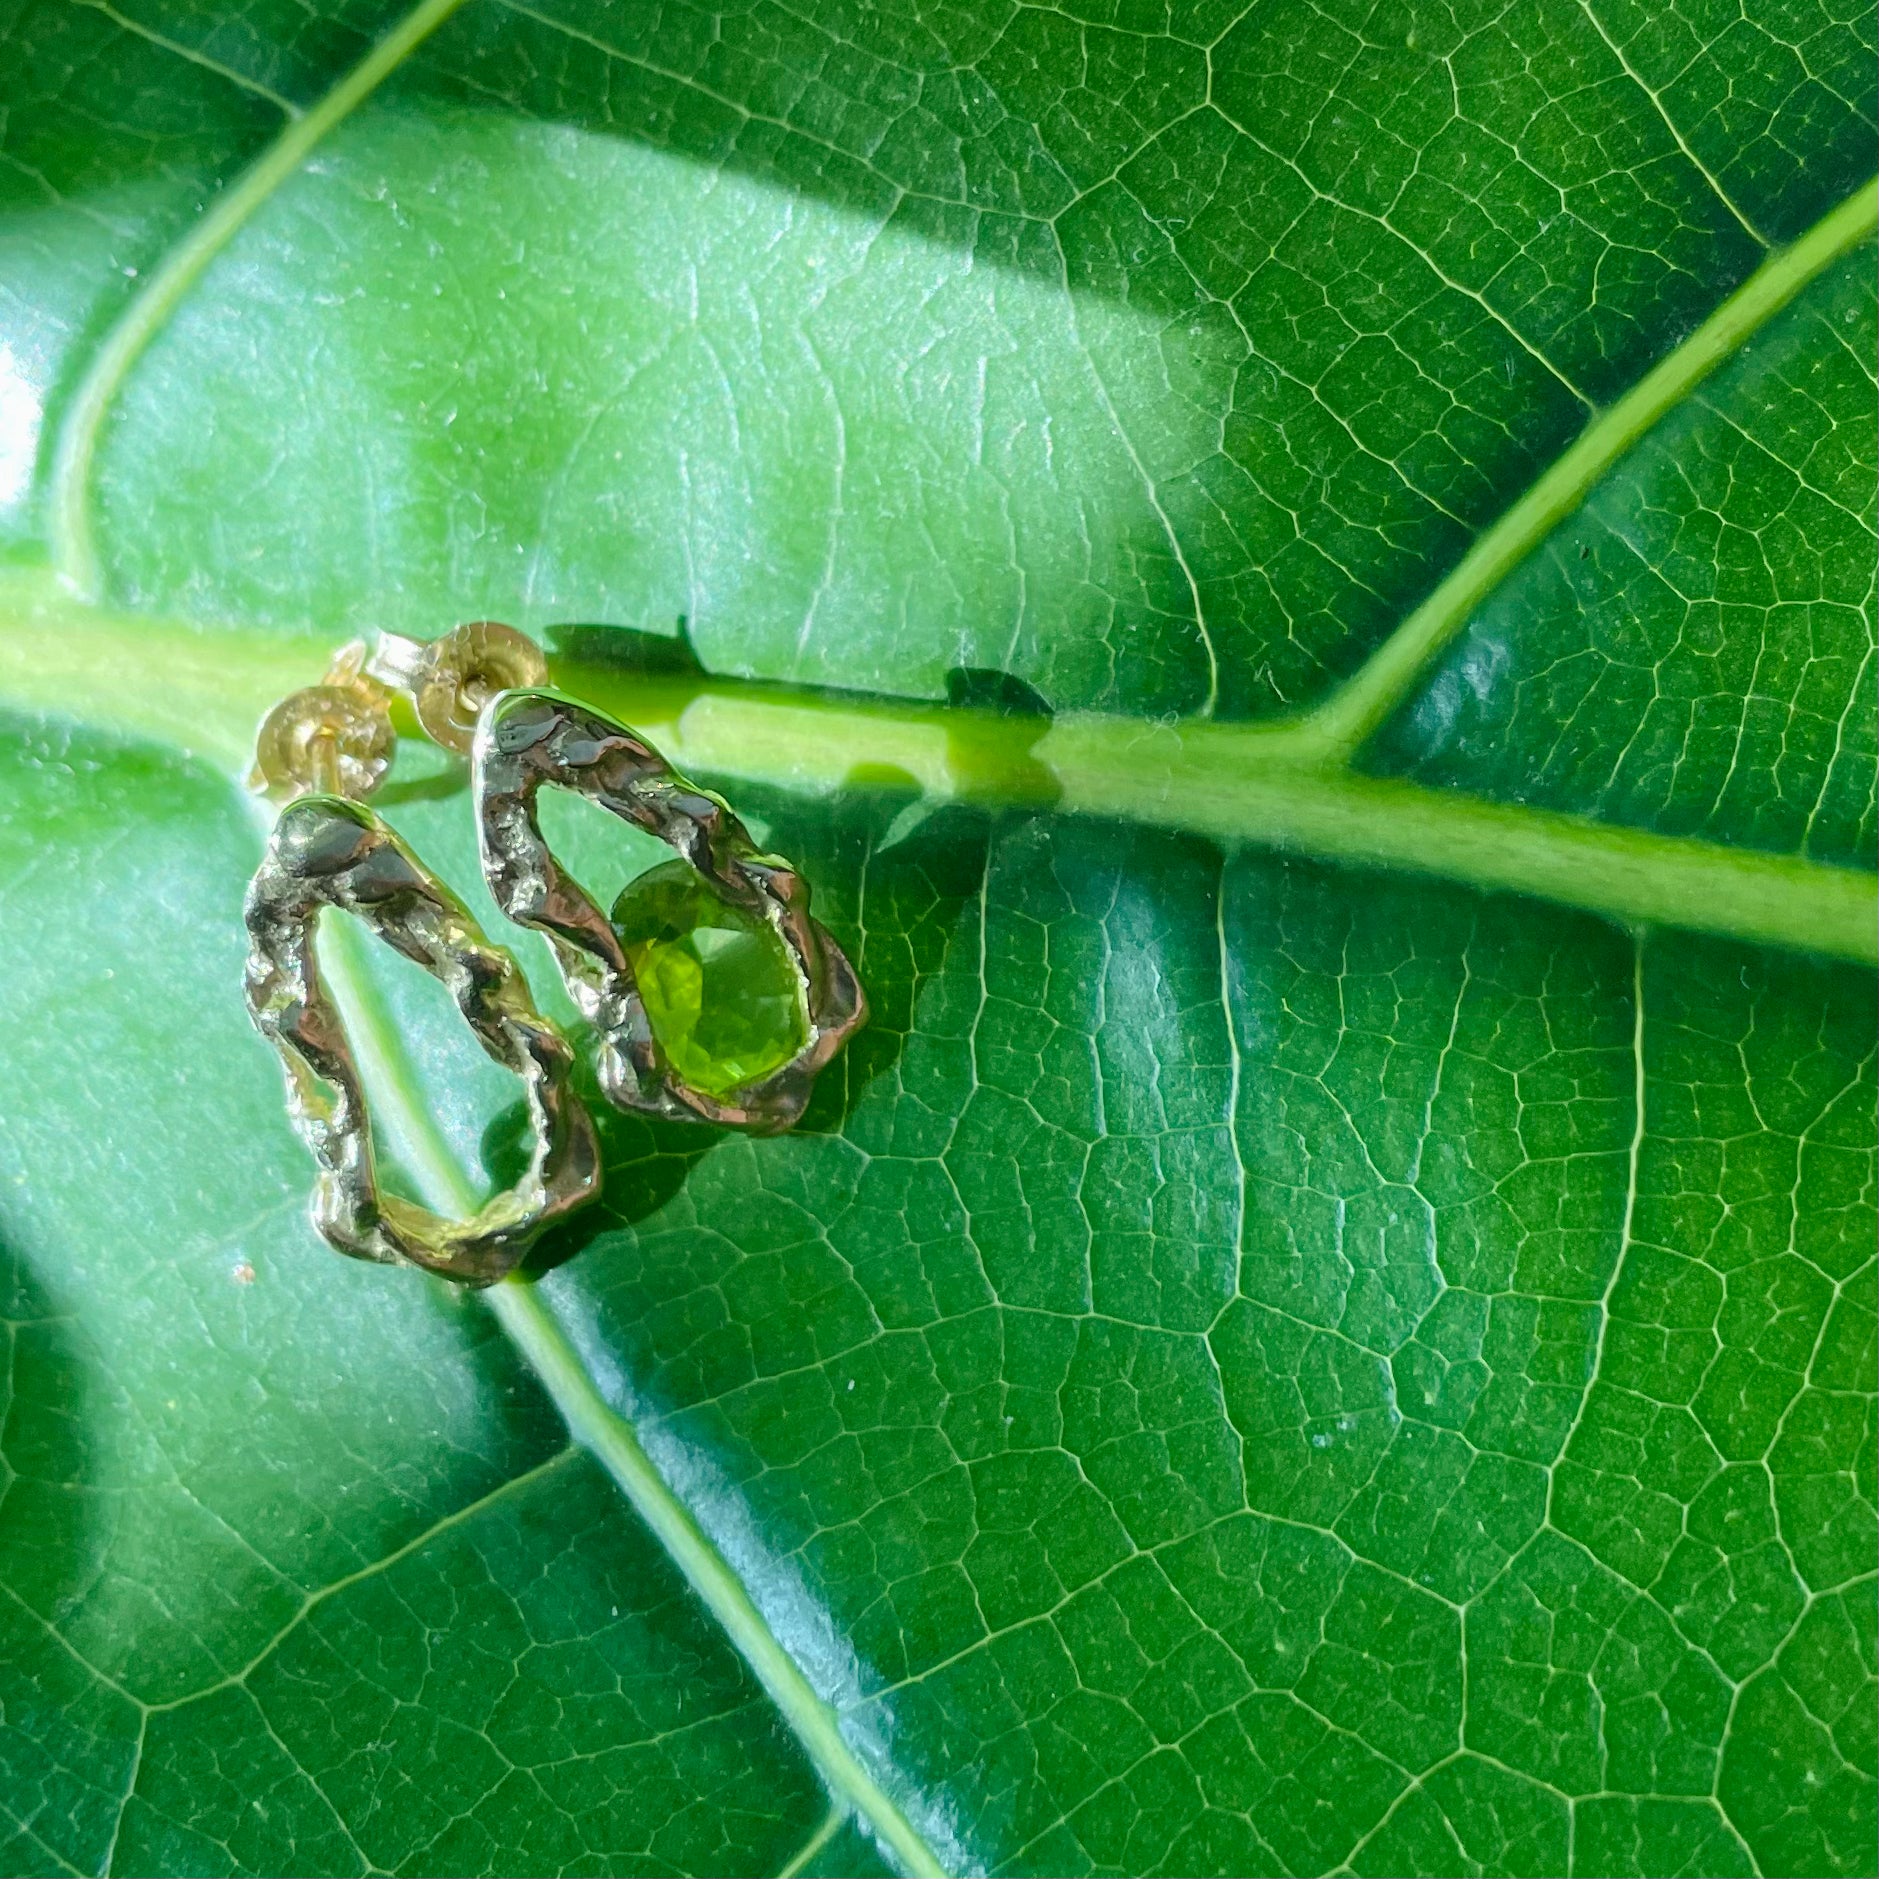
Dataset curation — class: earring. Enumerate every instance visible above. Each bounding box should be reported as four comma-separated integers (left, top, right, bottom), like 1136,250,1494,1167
243,659,602,1285
272,622,868,1137
473,688,867,1133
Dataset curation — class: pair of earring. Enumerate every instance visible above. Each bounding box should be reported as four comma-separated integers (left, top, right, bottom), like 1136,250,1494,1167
241,623,865,1287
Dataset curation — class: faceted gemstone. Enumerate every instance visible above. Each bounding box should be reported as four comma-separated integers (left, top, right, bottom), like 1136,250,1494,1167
611,859,810,1099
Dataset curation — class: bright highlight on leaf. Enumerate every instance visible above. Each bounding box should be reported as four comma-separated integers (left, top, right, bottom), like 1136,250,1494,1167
0,0,1872,1874
82,112,1228,718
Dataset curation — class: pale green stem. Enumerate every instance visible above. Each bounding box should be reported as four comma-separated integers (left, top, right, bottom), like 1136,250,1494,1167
46,0,475,597
1299,177,1879,761
5,583,1872,967
620,677,1877,965
311,900,945,1879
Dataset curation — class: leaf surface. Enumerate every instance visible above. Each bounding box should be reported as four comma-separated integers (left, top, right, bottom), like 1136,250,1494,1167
0,0,1872,1874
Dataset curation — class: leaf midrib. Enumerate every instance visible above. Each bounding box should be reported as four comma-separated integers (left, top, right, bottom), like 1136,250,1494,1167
6,579,1873,964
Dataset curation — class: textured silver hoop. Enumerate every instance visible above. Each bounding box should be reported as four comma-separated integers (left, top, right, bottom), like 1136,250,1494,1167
243,794,602,1283
474,689,866,1133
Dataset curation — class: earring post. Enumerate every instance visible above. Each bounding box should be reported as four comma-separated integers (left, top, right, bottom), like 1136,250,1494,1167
309,725,341,797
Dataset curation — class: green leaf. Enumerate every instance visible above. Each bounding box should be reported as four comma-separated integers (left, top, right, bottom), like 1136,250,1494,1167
0,0,1873,1874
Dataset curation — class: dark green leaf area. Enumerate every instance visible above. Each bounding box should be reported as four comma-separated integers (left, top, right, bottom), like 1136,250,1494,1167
1719,1585,1879,1879
118,1453,833,1879
1374,245,1878,869
399,0,1795,711
0,724,842,1879
13,0,1863,715
0,0,262,211
1579,0,1879,242
535,788,1875,1876
1,0,396,160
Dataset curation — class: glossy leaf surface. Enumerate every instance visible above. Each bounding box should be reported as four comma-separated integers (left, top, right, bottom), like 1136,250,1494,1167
0,0,1872,1873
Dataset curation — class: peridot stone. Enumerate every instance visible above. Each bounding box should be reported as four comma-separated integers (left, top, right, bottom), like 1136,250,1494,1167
611,859,810,1099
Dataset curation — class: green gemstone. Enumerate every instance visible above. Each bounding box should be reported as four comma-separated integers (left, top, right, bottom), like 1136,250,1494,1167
611,859,810,1099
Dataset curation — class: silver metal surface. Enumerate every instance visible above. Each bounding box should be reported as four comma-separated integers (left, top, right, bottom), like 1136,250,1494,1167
243,793,602,1283
475,689,867,1132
